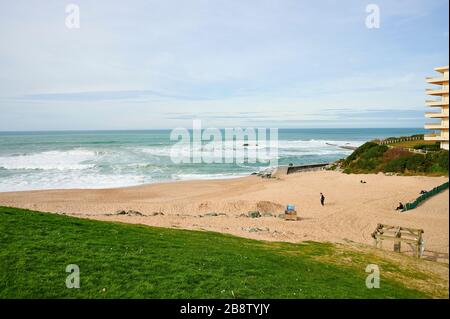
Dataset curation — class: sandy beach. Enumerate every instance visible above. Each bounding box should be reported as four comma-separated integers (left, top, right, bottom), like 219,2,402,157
0,171,448,262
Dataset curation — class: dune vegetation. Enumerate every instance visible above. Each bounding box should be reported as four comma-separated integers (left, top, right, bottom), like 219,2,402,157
340,141,449,175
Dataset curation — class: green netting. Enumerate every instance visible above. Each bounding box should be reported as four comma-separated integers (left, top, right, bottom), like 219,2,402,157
402,181,449,212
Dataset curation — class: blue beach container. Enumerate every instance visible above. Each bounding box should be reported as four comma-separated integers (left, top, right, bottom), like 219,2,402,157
286,204,295,211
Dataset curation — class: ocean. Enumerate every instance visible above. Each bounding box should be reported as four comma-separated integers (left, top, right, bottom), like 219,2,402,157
0,128,426,192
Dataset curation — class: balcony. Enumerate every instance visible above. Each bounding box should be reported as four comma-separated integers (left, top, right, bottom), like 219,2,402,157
424,133,448,141
425,112,449,118
426,88,449,96
426,76,449,84
426,99,449,107
426,99,449,106
435,66,449,73
424,122,449,130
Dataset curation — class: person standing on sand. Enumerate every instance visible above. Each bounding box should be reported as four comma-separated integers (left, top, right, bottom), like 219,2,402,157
320,193,325,206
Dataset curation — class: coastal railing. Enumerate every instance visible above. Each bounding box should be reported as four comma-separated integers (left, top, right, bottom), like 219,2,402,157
384,145,433,154
402,181,449,212
403,147,432,154
377,135,423,145
375,134,437,154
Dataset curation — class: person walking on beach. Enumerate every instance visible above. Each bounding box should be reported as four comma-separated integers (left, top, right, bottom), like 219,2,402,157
320,193,325,206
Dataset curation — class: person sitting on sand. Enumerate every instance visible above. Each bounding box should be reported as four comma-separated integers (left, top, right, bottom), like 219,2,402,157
360,180,367,184
420,190,427,194
395,202,404,211
320,193,325,206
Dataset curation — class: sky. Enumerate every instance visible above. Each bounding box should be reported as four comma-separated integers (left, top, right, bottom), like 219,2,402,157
0,0,448,131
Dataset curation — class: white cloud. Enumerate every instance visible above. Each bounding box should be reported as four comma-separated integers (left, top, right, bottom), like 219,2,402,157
0,0,448,130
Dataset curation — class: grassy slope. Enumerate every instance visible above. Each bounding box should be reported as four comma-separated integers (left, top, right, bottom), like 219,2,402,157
0,207,446,298
389,139,436,149
341,141,449,175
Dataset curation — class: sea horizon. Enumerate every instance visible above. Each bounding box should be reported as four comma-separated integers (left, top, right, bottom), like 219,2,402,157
0,127,426,133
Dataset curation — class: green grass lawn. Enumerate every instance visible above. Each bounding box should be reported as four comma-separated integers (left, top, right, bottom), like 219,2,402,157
389,139,437,149
0,206,444,298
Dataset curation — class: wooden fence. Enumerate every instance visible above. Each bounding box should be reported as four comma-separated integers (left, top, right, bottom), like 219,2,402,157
371,224,424,257
402,181,449,212
377,135,423,145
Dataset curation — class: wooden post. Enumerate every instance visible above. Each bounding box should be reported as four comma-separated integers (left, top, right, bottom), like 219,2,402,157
394,227,401,253
394,239,401,252
416,240,420,258
417,233,424,258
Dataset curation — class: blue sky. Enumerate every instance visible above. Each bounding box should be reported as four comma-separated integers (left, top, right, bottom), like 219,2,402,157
0,0,448,130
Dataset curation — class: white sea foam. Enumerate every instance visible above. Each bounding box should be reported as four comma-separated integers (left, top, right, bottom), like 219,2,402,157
0,170,148,192
0,138,363,191
137,139,361,158
0,149,98,170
